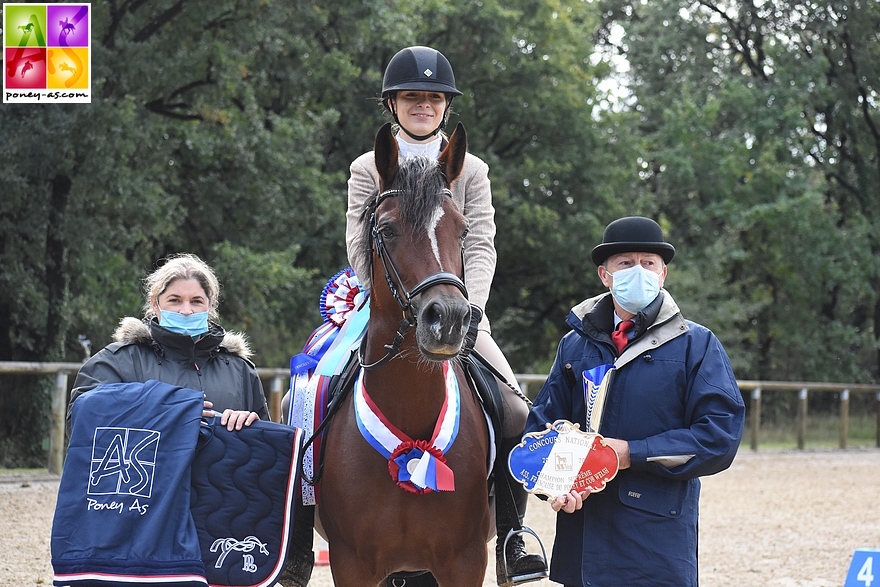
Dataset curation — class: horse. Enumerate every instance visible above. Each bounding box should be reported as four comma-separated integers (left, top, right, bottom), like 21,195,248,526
316,122,492,586
59,17,76,35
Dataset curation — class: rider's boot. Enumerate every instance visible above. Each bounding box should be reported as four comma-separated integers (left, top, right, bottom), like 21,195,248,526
278,503,315,587
495,437,548,587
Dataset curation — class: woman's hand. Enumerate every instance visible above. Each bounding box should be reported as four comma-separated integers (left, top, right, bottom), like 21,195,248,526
203,401,259,430
203,400,216,419
550,489,589,514
220,409,259,431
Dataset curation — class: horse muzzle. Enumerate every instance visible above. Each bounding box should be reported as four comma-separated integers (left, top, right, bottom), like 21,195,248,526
415,293,471,360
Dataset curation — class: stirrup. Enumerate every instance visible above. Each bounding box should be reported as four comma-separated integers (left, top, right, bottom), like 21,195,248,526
498,526,549,587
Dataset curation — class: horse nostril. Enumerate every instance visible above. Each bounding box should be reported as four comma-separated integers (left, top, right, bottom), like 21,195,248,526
425,302,443,328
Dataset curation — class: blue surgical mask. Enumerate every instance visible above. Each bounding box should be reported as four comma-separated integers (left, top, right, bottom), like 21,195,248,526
159,310,209,338
609,265,661,314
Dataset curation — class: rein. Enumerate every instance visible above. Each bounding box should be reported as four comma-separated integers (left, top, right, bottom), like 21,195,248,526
359,188,468,370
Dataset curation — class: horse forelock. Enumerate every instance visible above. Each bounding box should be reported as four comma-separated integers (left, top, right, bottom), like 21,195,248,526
393,156,447,232
358,156,450,278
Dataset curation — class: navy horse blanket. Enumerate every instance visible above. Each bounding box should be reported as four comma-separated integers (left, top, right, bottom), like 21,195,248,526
52,380,303,587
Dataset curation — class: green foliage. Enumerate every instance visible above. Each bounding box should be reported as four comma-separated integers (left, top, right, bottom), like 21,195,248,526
1,0,879,464
596,0,880,381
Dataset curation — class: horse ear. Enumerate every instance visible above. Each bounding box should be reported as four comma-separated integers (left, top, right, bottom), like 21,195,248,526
374,122,399,188
439,122,467,185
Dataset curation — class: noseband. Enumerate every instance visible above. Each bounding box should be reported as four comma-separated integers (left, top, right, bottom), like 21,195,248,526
359,188,468,370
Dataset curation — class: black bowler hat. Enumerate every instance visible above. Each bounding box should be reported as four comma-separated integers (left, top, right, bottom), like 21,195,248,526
590,216,676,266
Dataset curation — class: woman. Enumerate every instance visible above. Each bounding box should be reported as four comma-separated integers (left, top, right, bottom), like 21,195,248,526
344,46,546,586
69,253,269,431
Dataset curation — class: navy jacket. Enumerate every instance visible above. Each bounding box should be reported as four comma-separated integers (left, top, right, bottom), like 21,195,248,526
69,318,268,429
525,290,745,587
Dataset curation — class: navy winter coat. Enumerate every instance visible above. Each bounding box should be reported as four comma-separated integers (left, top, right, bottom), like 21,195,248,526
525,290,745,587
70,317,269,427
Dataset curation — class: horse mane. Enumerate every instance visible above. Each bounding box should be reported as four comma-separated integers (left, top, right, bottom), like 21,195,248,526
357,155,449,281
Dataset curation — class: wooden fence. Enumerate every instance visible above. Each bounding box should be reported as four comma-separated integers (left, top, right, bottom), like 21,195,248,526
2,363,879,474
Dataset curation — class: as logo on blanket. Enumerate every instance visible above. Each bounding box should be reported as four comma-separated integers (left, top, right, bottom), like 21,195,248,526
52,380,208,587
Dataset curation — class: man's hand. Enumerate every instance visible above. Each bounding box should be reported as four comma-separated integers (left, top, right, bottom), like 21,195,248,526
602,437,631,469
551,489,590,514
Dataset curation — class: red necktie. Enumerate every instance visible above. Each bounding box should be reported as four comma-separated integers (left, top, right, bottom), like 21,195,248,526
612,320,634,354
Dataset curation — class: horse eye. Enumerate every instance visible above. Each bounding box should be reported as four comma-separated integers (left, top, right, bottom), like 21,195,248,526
380,226,396,240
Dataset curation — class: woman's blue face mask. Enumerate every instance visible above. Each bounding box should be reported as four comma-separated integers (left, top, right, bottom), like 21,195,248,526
159,310,209,338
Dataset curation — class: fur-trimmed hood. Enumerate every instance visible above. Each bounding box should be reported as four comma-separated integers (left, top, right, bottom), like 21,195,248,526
113,317,253,361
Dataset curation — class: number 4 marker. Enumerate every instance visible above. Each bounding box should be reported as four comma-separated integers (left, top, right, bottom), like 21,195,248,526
846,550,880,587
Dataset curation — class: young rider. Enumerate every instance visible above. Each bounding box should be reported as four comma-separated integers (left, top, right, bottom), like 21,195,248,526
346,46,547,587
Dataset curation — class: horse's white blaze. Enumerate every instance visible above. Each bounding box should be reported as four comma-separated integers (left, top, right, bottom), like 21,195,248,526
427,207,445,269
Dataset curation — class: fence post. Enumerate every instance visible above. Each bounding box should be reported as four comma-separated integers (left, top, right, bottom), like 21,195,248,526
750,387,761,451
49,371,69,475
839,389,849,449
269,376,284,423
797,388,808,450
876,392,880,449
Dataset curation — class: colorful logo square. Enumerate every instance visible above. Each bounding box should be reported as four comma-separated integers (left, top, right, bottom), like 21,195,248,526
5,47,47,88
4,4,48,47
3,3,91,103
47,46,88,88
47,4,88,47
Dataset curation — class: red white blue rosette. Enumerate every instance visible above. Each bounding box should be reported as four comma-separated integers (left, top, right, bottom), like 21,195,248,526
320,267,366,327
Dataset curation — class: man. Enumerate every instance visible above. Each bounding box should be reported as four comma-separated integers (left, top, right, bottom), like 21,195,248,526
525,216,745,587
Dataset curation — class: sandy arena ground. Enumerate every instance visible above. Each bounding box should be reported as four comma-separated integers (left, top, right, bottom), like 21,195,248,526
3,448,878,586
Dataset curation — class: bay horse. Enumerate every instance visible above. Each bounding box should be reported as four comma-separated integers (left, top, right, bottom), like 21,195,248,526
316,122,492,586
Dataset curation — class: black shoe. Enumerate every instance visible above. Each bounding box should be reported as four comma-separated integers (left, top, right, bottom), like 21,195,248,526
496,527,548,586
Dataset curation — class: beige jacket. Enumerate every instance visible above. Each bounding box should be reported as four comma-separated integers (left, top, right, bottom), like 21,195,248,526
345,148,497,326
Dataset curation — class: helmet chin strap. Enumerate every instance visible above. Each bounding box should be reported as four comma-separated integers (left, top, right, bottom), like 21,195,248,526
389,98,453,142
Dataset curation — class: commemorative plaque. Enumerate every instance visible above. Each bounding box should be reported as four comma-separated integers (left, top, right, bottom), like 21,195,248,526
508,363,619,498
508,420,619,498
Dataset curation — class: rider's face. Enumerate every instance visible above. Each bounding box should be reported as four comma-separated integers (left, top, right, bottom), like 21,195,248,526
392,91,447,142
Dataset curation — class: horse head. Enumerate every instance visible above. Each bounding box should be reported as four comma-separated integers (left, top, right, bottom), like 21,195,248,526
365,122,472,362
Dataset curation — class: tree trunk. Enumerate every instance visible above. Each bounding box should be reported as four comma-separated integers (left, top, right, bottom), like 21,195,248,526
44,174,72,361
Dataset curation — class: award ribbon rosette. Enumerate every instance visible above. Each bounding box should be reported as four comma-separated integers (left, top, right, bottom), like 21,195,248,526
508,364,619,497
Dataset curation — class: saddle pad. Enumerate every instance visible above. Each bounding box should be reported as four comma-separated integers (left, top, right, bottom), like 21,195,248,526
190,418,304,587
52,380,207,587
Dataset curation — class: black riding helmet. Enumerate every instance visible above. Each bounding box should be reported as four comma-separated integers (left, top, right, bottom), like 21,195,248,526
381,46,462,141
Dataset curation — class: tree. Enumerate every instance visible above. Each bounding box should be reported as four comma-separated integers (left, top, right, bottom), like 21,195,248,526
594,0,880,382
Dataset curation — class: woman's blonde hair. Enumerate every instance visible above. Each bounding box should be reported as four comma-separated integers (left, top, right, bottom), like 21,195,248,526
142,253,221,322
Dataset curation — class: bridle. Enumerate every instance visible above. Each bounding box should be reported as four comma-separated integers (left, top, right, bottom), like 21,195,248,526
359,188,468,370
